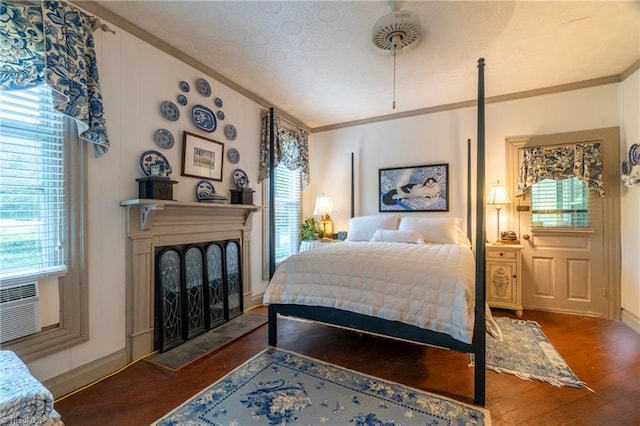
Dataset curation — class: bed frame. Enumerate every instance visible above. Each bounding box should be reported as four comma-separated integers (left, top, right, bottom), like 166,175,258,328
266,58,487,405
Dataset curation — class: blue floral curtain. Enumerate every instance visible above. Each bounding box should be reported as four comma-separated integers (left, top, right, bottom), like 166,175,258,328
0,0,110,157
516,143,604,196
258,109,309,188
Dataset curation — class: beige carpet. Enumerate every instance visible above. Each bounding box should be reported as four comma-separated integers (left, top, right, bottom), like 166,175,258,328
145,310,267,371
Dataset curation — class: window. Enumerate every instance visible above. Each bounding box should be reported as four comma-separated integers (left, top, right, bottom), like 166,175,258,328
273,165,302,265
0,85,88,360
531,177,589,228
0,86,66,283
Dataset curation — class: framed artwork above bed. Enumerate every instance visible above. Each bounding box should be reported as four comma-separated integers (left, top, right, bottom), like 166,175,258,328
379,163,449,212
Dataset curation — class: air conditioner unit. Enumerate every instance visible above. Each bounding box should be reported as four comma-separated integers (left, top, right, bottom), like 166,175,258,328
0,282,41,343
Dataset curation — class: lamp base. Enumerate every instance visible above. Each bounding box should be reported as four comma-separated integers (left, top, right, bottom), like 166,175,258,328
319,214,333,238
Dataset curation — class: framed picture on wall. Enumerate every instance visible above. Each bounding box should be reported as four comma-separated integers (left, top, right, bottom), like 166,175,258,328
182,131,224,181
379,163,449,212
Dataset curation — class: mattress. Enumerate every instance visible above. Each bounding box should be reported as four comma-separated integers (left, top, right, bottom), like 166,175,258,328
264,241,487,344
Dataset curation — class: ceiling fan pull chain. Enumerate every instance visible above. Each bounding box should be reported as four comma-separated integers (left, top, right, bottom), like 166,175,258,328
392,53,397,110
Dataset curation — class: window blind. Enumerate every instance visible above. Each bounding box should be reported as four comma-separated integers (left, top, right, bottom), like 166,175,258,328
273,165,301,264
0,85,67,282
531,177,591,228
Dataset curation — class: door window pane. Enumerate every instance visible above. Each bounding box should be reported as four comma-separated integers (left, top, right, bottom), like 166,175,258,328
531,177,589,228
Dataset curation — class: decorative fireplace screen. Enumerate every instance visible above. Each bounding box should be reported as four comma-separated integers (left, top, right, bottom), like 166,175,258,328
155,239,242,352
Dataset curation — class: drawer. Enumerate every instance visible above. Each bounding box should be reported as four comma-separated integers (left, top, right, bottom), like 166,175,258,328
486,249,517,261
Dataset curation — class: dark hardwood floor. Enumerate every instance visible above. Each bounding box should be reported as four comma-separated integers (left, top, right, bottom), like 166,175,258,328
55,307,640,425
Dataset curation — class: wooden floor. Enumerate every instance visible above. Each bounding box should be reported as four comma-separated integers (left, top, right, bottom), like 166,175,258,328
55,307,640,425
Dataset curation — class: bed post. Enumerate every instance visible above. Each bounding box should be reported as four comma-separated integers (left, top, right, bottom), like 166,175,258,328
351,152,355,218
474,58,487,405
467,138,472,240
268,305,278,346
268,108,276,279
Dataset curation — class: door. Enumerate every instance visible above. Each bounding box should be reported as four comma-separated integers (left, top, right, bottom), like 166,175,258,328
506,128,620,318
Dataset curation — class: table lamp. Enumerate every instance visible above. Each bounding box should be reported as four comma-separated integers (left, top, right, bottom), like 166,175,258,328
487,181,511,244
313,194,336,239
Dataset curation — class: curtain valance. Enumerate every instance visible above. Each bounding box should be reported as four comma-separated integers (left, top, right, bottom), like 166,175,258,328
0,0,110,157
516,142,604,196
258,109,310,188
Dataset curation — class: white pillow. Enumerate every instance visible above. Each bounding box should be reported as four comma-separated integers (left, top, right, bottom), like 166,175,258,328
398,217,460,244
370,229,425,244
346,214,400,241
456,227,472,247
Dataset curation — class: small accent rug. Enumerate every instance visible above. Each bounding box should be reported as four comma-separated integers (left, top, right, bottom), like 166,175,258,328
145,311,267,372
486,317,589,389
152,347,491,425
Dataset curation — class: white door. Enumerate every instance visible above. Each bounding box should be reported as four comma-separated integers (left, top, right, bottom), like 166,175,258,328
506,128,620,318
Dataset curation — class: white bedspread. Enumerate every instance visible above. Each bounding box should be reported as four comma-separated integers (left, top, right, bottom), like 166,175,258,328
264,241,484,344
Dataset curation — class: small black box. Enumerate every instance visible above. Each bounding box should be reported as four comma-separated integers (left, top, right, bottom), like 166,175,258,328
230,189,254,205
137,177,177,200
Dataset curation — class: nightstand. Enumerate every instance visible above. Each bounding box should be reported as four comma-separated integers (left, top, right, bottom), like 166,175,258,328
299,239,341,252
485,243,523,317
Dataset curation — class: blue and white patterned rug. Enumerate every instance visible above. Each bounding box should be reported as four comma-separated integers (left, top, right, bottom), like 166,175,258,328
485,317,590,390
153,347,491,425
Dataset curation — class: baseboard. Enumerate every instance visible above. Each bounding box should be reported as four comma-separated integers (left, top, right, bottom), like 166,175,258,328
44,348,128,399
621,308,640,335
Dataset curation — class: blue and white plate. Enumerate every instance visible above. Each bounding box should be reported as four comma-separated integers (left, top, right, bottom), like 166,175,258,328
214,97,223,108
227,148,240,164
629,143,640,166
196,180,216,200
232,168,249,189
139,150,172,177
177,94,187,106
196,78,211,97
224,124,237,141
192,104,217,132
160,101,180,121
217,110,225,120
154,129,175,149
179,80,190,92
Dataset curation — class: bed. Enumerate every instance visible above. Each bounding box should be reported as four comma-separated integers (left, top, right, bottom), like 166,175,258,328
263,58,489,405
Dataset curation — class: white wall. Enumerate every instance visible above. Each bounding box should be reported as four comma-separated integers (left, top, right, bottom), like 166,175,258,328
27,21,267,383
620,69,640,327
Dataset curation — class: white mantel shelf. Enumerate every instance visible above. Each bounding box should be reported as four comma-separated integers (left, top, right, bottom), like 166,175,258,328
120,199,262,231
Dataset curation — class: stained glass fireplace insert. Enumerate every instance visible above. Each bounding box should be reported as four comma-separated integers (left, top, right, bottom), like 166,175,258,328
155,239,242,352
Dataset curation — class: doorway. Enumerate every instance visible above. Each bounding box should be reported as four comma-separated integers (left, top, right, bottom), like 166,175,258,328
505,127,621,318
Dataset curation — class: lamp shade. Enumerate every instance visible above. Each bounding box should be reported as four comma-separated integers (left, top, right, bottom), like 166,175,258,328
487,182,511,206
313,195,336,215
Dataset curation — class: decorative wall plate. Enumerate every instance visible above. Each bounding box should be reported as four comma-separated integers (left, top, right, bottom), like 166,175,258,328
180,81,190,92
154,128,175,149
214,97,223,108
217,110,225,120
227,148,240,164
192,104,217,132
196,78,211,97
622,160,631,175
629,143,640,165
196,180,216,200
177,94,187,106
139,150,172,177
160,101,180,121
224,124,237,141
232,168,249,189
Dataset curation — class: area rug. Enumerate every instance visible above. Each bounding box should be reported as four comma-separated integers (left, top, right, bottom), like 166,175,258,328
485,317,589,389
152,347,491,425
145,310,267,372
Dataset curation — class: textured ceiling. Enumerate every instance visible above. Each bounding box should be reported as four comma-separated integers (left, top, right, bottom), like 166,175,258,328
86,1,639,130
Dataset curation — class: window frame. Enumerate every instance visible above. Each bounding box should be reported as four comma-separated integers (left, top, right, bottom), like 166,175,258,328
2,116,89,362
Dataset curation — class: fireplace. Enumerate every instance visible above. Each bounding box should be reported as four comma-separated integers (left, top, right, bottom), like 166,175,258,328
121,199,260,361
155,240,242,352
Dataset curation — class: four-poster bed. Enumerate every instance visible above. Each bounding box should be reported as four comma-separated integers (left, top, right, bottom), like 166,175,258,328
263,59,488,405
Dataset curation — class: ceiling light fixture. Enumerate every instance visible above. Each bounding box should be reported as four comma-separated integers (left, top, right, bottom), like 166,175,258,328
372,3,422,110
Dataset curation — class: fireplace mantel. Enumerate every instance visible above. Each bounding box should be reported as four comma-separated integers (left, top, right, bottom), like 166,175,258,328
120,199,261,361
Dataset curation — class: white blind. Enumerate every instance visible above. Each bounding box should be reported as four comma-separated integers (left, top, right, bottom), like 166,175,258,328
0,85,67,282
531,177,590,228
273,165,301,264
